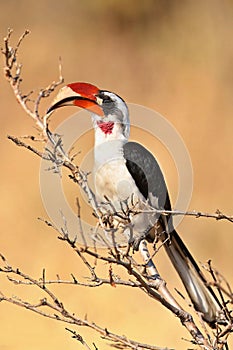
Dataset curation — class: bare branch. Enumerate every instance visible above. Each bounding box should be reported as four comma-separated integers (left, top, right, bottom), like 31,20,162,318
35,58,64,119
38,217,221,350
138,208,233,224
7,135,46,159
0,259,170,350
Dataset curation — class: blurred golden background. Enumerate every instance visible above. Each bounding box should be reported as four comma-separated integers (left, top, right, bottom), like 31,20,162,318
0,1,232,349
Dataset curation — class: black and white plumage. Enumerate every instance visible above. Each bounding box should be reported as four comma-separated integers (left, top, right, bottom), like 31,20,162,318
48,82,222,325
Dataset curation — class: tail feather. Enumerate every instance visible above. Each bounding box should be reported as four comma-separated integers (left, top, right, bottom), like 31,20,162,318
164,229,221,325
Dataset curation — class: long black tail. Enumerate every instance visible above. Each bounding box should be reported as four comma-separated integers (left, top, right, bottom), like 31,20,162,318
164,229,222,325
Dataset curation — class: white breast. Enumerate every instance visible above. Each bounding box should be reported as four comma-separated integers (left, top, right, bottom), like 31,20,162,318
93,147,157,243
94,158,143,204
92,129,158,244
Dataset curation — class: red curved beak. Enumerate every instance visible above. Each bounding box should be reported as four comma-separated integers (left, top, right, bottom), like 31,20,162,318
47,82,104,116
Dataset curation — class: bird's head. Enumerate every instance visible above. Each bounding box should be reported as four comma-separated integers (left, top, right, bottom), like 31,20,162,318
47,82,130,139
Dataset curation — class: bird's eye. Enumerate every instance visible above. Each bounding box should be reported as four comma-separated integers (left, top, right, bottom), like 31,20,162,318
102,95,112,103
98,91,113,104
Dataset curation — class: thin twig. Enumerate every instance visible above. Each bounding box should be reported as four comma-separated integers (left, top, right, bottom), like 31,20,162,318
139,208,233,224
65,328,93,350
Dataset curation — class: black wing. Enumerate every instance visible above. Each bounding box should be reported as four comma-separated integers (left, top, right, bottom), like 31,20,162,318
123,141,171,211
124,142,222,324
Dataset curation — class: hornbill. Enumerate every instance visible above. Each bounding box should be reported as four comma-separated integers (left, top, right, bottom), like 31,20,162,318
47,82,222,325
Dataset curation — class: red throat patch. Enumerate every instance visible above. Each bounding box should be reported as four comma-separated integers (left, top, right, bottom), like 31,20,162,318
97,121,114,134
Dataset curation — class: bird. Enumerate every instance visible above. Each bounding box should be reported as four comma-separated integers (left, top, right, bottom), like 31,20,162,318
47,81,222,326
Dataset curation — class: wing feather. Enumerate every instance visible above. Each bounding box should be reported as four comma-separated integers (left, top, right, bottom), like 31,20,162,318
123,141,171,210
